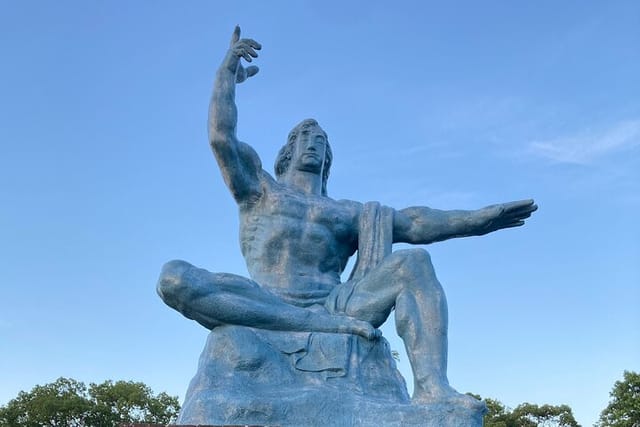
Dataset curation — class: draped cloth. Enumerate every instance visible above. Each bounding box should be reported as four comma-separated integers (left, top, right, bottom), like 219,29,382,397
350,201,394,281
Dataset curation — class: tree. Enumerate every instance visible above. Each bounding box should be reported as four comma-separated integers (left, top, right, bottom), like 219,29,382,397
0,377,92,427
0,377,180,427
480,396,519,427
469,394,581,427
512,402,580,427
87,380,179,427
598,371,640,427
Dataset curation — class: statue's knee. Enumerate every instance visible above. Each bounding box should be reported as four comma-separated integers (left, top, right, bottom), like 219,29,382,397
385,248,427,270
392,249,440,290
157,260,192,305
396,248,432,269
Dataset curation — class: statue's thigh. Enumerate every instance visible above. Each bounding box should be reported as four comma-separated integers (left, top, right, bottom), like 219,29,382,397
331,258,405,327
331,249,437,327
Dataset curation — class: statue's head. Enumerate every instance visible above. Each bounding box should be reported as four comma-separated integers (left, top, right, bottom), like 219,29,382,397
275,119,333,196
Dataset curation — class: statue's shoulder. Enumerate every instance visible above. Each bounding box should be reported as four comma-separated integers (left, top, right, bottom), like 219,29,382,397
333,200,396,231
335,198,362,208
334,199,364,217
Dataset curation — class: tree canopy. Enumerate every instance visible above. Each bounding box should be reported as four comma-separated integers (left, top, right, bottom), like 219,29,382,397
597,370,640,427
0,377,179,427
469,394,581,427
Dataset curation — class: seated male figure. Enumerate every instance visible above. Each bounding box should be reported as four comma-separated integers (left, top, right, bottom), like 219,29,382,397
158,26,537,408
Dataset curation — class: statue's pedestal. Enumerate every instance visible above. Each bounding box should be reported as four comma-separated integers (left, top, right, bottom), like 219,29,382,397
175,401,483,426
175,325,485,427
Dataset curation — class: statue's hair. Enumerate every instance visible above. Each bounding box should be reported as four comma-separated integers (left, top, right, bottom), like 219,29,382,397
274,119,333,196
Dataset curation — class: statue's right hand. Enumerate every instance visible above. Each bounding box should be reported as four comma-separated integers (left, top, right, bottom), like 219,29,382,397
226,26,261,83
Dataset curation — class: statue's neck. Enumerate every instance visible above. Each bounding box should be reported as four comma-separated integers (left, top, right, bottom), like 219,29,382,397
281,170,322,195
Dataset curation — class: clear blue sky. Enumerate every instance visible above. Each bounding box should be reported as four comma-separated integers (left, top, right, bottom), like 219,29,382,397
1,2,638,426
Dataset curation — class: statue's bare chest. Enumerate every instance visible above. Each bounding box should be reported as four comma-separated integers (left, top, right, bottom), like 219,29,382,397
268,189,352,227
239,185,359,273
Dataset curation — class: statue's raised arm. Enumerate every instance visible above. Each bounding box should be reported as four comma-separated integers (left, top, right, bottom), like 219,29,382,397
209,26,263,204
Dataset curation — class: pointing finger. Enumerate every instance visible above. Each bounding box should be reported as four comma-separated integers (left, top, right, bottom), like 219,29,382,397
230,25,241,46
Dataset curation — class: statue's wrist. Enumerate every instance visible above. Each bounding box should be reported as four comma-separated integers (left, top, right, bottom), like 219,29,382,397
472,209,488,232
220,52,239,73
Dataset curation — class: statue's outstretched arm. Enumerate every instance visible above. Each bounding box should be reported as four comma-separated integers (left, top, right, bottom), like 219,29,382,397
209,26,263,204
393,199,537,244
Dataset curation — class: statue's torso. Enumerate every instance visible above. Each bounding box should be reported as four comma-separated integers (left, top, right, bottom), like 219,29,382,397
239,175,361,294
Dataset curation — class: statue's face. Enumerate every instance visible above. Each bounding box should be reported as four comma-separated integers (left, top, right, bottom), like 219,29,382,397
291,125,327,175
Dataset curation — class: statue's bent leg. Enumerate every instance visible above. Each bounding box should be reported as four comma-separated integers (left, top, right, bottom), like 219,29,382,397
157,260,378,339
336,249,482,408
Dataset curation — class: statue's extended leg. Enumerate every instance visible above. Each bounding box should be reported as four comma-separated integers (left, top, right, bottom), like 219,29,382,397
157,260,379,340
338,249,482,409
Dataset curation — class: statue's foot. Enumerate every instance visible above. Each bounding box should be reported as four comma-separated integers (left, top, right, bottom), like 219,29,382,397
412,383,485,411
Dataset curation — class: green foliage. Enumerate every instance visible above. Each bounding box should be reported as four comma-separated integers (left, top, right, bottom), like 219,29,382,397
597,371,640,427
483,397,519,427
469,393,580,427
512,402,580,427
0,377,180,427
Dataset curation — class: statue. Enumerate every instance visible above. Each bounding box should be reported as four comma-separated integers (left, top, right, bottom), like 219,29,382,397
158,26,537,426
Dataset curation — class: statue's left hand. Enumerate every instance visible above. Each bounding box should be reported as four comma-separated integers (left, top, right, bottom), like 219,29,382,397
477,199,537,235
